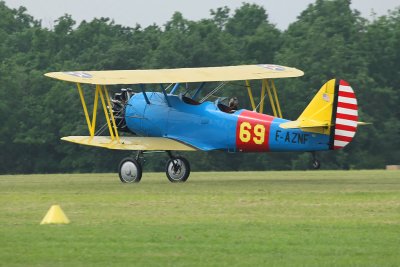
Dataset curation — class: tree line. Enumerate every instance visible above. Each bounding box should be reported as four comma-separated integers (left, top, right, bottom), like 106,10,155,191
0,0,399,174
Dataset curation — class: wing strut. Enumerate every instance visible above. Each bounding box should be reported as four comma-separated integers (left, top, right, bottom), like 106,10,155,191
170,83,180,94
159,84,171,107
259,80,266,113
101,85,120,142
77,83,98,137
245,80,256,111
76,83,120,142
245,79,283,118
268,79,283,118
192,82,206,99
140,84,150,104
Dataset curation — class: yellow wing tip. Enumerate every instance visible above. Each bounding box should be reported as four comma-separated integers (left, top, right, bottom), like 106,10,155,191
44,72,63,79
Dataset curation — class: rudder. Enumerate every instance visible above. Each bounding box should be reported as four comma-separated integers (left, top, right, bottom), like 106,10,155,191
330,80,358,150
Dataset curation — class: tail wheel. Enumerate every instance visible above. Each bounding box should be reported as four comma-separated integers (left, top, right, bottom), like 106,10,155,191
165,156,190,183
312,159,321,170
118,158,142,183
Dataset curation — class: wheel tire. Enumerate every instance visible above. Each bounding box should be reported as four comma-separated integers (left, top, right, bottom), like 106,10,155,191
312,159,321,170
118,158,142,183
165,156,190,183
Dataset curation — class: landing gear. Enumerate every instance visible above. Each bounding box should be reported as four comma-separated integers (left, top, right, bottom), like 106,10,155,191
165,156,191,183
118,158,142,183
311,152,321,170
117,151,190,183
312,159,321,170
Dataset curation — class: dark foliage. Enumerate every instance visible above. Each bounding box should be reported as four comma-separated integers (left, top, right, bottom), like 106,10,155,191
0,0,398,173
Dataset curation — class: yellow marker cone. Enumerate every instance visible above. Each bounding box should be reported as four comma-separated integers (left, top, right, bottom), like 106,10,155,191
40,204,70,225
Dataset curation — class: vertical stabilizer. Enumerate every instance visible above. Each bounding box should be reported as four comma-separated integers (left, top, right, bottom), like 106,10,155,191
296,79,358,150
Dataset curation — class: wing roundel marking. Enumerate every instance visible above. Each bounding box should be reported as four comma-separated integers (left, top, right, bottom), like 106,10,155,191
257,64,286,71
63,72,93,79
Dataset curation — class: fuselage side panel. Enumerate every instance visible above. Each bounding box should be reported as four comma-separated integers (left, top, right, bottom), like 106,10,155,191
125,92,330,152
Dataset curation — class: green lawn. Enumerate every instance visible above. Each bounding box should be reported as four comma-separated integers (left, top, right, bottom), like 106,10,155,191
0,171,399,266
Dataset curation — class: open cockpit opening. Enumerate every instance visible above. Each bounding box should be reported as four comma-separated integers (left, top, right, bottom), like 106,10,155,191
215,97,238,114
180,95,201,105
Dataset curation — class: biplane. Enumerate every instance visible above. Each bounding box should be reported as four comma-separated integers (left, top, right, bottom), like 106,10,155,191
45,64,360,183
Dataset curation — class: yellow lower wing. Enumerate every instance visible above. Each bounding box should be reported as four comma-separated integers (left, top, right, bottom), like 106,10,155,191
61,136,197,151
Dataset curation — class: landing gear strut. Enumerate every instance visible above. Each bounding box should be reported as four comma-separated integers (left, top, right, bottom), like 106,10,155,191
311,152,321,170
117,151,190,183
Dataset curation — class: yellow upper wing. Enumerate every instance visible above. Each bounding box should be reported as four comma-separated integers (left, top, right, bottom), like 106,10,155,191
45,64,303,85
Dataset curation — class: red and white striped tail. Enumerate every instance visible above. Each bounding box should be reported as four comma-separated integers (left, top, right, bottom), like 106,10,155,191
332,80,358,150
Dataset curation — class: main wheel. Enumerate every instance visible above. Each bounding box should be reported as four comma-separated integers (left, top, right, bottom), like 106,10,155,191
118,158,142,183
312,159,321,170
165,156,190,182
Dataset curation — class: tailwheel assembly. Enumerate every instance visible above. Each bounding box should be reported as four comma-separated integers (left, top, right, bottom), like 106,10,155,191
311,152,321,170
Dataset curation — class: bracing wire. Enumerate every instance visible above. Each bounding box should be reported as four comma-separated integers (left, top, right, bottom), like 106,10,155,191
254,91,268,112
200,82,226,103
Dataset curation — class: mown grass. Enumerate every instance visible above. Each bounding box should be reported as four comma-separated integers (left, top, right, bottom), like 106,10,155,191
0,170,399,266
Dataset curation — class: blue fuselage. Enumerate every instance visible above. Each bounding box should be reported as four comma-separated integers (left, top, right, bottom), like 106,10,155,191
125,92,330,152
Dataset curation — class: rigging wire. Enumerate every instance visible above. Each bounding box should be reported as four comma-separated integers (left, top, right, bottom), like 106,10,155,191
254,90,268,112
200,82,226,103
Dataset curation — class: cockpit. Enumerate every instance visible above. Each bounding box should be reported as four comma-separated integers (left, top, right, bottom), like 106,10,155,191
181,95,201,105
215,97,238,114
179,93,238,114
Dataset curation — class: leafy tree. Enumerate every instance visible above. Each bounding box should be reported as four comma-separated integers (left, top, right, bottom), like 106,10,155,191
0,1,398,173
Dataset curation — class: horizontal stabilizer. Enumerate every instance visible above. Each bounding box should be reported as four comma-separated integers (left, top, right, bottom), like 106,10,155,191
280,120,329,129
281,120,370,129
61,136,197,151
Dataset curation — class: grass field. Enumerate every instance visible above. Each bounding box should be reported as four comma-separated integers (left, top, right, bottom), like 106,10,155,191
0,170,399,266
